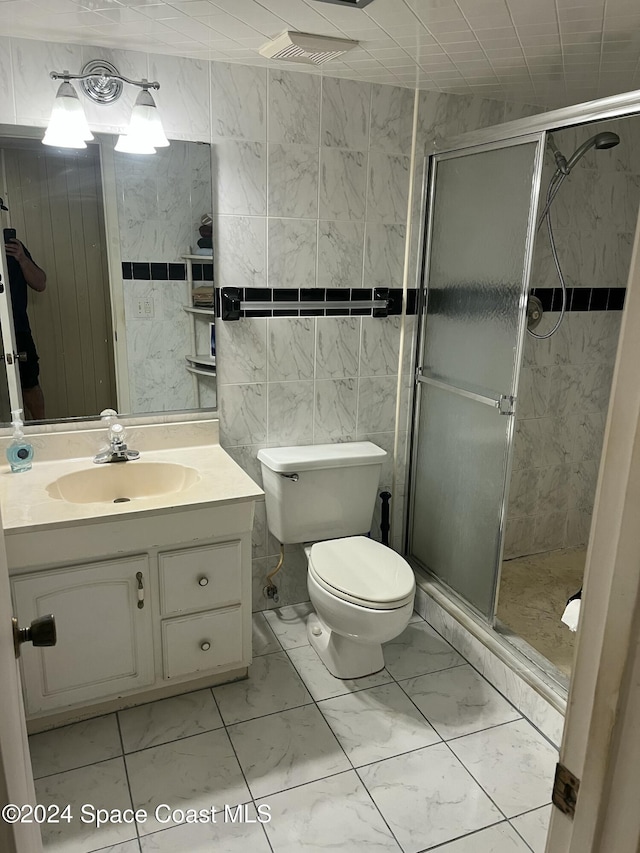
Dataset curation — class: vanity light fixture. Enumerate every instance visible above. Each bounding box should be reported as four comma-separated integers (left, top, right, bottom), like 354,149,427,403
45,61,169,154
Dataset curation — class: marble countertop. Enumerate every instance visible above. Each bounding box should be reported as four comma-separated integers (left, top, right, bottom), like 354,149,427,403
0,444,263,533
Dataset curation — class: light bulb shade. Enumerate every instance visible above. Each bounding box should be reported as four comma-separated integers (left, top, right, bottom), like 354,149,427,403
114,134,156,155
122,88,169,149
128,104,170,148
43,81,93,149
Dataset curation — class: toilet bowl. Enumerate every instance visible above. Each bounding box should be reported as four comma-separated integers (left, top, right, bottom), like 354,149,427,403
305,536,415,679
257,442,416,680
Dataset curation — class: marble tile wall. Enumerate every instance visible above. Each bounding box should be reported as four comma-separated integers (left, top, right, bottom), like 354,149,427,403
211,64,542,610
505,118,637,558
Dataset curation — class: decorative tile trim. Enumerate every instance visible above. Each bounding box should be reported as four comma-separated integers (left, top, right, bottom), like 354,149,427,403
121,262,212,282
217,287,417,320
532,286,626,312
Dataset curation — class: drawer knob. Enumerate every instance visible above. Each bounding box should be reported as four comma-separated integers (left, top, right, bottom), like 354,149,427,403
200,641,211,651
198,576,209,587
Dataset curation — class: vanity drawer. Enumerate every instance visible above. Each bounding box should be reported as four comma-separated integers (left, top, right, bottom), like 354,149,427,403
159,541,241,616
162,607,243,679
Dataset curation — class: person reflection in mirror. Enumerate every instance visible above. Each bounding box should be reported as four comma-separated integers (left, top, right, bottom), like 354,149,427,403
5,238,46,420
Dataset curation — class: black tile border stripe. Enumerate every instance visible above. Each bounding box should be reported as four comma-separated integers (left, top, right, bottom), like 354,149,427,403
531,286,626,312
122,261,207,282
120,272,623,317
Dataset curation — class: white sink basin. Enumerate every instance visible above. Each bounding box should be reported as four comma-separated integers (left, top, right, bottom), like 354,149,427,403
47,462,200,504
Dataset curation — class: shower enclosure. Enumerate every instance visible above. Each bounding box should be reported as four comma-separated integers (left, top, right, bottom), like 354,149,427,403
407,134,545,620
406,99,640,686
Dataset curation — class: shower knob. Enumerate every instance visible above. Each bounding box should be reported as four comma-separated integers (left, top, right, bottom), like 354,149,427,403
527,295,544,330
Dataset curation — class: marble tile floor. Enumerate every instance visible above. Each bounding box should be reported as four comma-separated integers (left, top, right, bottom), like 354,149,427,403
497,547,586,677
29,606,556,853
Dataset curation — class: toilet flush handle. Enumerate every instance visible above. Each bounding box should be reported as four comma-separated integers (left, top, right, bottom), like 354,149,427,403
280,473,299,483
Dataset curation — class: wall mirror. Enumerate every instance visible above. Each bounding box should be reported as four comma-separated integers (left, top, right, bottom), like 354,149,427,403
0,126,216,426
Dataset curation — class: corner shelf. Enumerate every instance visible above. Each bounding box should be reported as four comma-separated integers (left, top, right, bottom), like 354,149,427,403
182,252,216,408
186,354,216,369
186,365,217,378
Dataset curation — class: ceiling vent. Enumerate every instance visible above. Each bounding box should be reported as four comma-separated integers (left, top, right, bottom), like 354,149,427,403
311,0,377,7
259,31,359,65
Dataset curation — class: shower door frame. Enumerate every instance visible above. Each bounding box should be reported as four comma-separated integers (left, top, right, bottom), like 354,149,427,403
405,87,640,663
406,132,546,624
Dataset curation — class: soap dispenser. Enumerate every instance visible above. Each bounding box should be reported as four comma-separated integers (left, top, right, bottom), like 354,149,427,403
6,409,33,473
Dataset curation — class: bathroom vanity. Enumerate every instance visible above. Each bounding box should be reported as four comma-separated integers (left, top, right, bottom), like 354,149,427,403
0,421,262,730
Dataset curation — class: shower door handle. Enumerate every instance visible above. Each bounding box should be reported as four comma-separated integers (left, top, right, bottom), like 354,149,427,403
418,372,515,415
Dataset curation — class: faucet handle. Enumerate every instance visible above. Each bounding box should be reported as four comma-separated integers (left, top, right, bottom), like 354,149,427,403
109,422,126,445
100,408,118,421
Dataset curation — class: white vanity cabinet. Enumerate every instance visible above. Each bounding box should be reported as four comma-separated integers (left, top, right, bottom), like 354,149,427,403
8,499,257,723
12,556,155,715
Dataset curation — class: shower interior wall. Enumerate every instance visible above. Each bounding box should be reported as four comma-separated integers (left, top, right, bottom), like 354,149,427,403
504,117,640,559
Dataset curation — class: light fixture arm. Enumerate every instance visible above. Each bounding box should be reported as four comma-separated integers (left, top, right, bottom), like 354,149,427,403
50,70,160,91
50,61,160,108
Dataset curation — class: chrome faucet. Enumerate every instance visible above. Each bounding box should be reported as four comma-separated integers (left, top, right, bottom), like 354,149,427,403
94,410,140,464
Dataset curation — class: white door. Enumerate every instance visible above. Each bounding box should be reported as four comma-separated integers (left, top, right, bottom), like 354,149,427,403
0,503,42,853
545,174,640,851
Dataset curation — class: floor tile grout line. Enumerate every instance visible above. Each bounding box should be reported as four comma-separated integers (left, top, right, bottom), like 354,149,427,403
389,671,524,746
510,801,554,821
352,763,407,852
412,816,525,852
33,752,127,782
219,715,276,853
507,818,537,853
414,611,562,752
118,723,228,758
29,707,119,738
439,735,511,823
114,712,143,852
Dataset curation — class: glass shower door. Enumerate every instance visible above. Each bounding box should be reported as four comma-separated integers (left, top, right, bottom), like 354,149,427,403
408,136,544,619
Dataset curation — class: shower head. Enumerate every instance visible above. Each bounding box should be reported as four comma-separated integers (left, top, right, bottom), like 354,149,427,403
564,131,620,173
594,131,620,149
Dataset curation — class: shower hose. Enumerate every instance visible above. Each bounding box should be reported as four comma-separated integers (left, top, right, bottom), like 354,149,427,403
528,169,569,340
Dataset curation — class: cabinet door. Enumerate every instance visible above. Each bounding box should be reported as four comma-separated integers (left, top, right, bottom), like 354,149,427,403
12,556,154,715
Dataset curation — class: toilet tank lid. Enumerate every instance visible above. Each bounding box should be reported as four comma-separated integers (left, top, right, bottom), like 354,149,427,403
257,442,386,473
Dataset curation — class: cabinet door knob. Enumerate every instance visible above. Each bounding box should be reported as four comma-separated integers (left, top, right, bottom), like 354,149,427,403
200,641,211,651
198,576,209,586
12,614,57,659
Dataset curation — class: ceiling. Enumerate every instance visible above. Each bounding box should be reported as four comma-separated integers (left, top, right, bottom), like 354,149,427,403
2,0,640,107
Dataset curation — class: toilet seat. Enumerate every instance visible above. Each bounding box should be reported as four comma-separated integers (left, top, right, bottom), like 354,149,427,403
309,536,415,611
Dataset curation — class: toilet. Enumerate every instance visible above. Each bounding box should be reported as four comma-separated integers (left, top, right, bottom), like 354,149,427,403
257,442,415,679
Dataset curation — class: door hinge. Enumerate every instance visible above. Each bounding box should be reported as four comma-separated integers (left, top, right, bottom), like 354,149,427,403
552,762,580,818
498,394,515,415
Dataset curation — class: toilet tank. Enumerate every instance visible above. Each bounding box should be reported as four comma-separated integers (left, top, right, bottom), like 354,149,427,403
257,442,386,544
